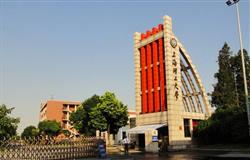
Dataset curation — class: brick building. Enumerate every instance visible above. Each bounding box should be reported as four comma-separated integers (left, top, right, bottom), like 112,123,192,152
40,100,80,135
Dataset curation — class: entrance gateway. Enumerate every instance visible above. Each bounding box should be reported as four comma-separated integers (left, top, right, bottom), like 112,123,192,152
129,15,212,152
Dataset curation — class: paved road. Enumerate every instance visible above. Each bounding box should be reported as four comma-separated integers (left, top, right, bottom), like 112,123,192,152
83,151,250,160
80,145,250,160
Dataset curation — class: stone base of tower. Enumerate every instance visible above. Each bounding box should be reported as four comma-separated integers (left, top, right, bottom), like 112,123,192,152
167,140,191,151
168,145,187,151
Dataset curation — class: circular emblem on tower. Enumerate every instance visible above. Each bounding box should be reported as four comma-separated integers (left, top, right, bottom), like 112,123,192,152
170,38,177,48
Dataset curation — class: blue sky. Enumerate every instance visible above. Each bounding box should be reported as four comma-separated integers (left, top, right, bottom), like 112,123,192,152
0,0,249,133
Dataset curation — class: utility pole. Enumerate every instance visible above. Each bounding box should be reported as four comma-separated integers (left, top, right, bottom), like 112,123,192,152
226,0,250,136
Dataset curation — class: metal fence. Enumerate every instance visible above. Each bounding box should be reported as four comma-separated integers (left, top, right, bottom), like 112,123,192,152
0,136,99,160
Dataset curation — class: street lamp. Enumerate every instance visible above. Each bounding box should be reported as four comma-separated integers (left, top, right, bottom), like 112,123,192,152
226,0,250,136
226,0,240,6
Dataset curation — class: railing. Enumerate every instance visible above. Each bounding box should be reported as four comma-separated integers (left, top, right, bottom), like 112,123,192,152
0,136,99,160
62,107,69,112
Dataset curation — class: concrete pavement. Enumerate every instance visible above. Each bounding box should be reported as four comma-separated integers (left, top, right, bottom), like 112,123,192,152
81,145,250,160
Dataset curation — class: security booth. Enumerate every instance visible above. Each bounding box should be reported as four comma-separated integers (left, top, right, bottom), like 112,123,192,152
128,124,167,153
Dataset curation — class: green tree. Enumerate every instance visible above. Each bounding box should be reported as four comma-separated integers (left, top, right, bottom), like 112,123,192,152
38,120,61,137
212,43,238,108
94,92,128,135
194,107,248,144
0,104,20,140
70,92,129,138
231,49,250,108
194,44,250,144
21,125,39,139
89,105,107,132
70,95,101,136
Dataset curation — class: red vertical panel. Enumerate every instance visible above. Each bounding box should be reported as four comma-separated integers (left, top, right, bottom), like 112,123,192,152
152,28,160,112
158,38,166,111
146,30,153,113
147,44,153,112
140,46,147,113
147,43,153,113
153,42,160,112
158,24,163,31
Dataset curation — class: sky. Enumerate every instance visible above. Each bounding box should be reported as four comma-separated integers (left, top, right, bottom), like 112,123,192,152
0,0,249,133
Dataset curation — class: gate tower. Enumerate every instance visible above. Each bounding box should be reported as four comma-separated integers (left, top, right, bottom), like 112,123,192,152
132,15,212,151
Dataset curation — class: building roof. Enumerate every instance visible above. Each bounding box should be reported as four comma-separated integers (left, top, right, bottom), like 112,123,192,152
128,124,166,134
46,100,81,105
41,100,81,111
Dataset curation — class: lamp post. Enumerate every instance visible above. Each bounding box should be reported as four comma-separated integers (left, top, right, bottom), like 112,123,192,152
226,0,250,136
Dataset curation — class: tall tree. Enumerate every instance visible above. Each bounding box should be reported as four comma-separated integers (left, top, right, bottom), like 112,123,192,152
38,120,61,137
231,49,250,108
69,95,101,136
0,104,20,140
212,43,238,108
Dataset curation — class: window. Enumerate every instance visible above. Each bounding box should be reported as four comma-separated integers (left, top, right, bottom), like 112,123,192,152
192,120,200,129
192,119,200,135
130,118,136,128
184,119,191,137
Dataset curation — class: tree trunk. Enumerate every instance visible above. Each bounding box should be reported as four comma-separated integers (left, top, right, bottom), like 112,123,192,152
107,124,110,145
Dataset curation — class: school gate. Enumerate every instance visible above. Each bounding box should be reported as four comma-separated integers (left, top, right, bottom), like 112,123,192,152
130,15,212,152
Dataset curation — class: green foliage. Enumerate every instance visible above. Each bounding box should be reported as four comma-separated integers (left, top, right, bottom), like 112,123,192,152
70,92,129,136
62,130,71,137
38,120,61,137
212,43,238,108
194,107,249,144
70,95,101,136
92,92,128,134
21,125,39,139
89,106,107,132
196,44,250,144
231,49,250,107
0,104,20,140
212,43,250,109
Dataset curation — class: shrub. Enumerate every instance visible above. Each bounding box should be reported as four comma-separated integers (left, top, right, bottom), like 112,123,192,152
194,106,249,144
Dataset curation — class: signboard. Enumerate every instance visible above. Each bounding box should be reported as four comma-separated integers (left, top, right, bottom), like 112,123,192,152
152,136,158,142
171,49,179,100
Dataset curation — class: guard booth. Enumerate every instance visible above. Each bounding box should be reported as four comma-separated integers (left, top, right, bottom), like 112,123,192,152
133,15,212,152
128,124,168,152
